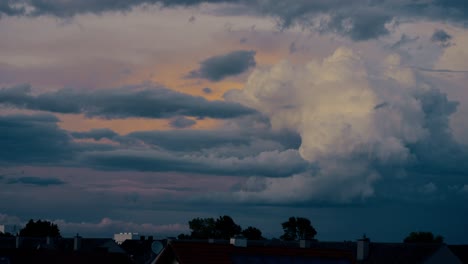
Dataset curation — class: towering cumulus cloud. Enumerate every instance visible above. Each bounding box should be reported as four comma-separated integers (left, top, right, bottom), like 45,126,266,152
225,47,459,203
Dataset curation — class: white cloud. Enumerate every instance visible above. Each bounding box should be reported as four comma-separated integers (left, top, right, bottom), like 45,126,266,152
225,47,457,203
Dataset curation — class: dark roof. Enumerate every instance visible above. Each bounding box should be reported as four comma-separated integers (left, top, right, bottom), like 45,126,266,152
0,249,132,264
154,240,355,264
449,245,468,264
361,243,442,264
121,239,161,264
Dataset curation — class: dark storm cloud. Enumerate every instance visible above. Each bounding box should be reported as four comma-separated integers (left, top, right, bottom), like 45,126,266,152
0,0,233,17
125,124,301,152
0,1,465,42
0,84,256,119
186,50,256,81
80,148,308,177
169,116,196,128
0,113,74,164
6,176,65,186
431,29,453,47
127,129,249,151
1,1,468,41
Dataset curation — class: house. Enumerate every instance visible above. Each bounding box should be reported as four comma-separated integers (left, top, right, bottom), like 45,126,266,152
152,236,467,264
0,236,132,264
355,236,463,264
152,237,355,264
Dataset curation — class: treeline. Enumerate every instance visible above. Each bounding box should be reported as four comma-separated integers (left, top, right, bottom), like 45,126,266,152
177,215,317,241
0,217,445,244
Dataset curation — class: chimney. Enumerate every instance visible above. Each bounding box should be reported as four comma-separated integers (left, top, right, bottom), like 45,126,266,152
15,236,22,249
230,236,247,248
357,235,370,261
74,234,82,251
300,239,311,248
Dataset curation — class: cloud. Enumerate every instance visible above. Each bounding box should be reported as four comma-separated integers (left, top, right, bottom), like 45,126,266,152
80,148,308,178
419,182,438,194
186,50,256,81
1,1,468,42
0,113,74,164
0,84,256,119
224,47,465,203
6,176,66,186
169,116,196,128
390,34,420,50
431,29,453,47
71,128,119,140
54,217,189,237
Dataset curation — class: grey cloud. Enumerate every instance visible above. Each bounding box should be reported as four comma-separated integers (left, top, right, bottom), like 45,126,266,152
80,148,308,177
169,116,196,128
413,67,468,73
71,128,119,140
0,113,74,164
0,84,256,119
431,29,453,47
0,2,26,17
127,129,249,151
1,0,231,17
1,1,468,41
7,176,65,186
126,124,300,152
186,50,256,81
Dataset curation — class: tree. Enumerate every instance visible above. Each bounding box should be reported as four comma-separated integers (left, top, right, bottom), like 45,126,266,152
242,226,264,240
19,219,61,237
214,215,241,240
187,215,242,239
177,233,191,240
188,217,216,239
280,217,316,241
404,232,444,243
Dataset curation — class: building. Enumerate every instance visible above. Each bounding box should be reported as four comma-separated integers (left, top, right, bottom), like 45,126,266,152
153,238,355,264
114,233,139,245
152,236,468,264
0,236,132,264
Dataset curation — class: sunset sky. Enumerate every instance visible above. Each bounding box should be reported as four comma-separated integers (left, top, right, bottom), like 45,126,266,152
1,0,468,243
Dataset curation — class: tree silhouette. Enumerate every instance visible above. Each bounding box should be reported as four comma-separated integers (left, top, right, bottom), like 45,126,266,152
404,232,443,243
188,217,216,239
187,215,242,239
242,226,264,240
280,217,317,241
19,219,61,237
214,215,241,240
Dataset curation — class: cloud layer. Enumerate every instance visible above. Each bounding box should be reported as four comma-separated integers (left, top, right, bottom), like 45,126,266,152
0,84,255,119
2,1,468,41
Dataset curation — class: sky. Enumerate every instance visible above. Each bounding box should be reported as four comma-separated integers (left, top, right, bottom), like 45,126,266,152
0,0,468,244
